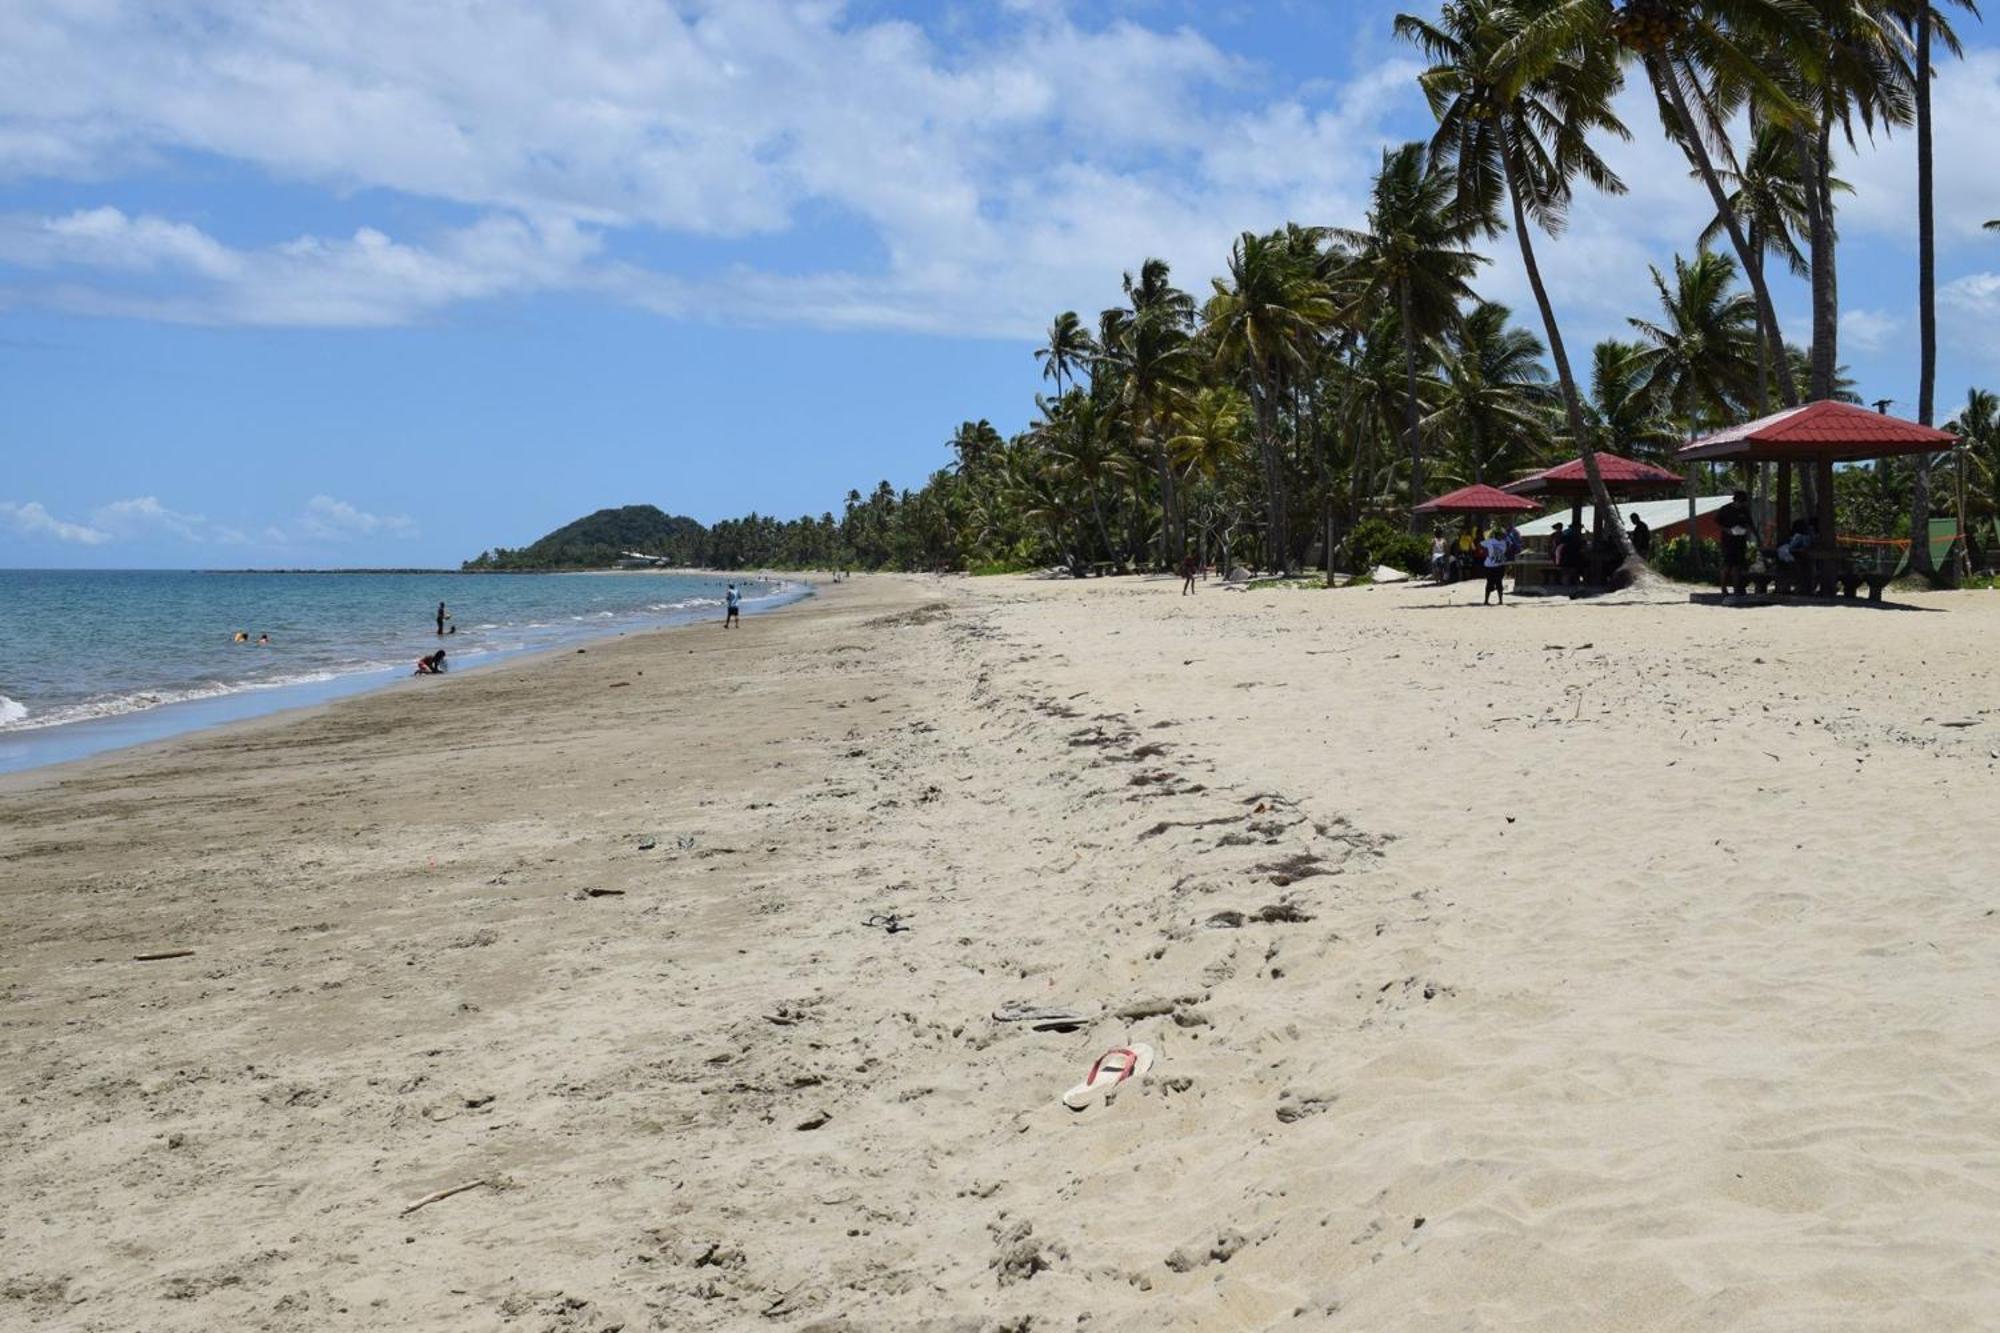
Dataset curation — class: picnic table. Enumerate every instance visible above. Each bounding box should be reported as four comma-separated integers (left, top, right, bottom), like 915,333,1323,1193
1748,544,1899,602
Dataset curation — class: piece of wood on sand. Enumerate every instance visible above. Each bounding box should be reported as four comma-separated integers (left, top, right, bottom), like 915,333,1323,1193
132,950,196,962
399,1179,490,1216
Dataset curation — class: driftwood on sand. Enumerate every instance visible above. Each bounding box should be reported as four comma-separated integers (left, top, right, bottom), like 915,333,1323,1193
399,1179,490,1216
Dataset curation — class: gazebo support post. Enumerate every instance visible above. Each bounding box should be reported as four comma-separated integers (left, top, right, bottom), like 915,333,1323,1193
1815,458,1839,595
1776,460,1793,540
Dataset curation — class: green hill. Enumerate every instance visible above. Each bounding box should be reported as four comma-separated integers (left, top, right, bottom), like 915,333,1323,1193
463,505,708,570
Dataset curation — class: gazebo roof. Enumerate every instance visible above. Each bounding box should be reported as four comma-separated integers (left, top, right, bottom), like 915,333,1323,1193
1504,451,1684,497
1679,399,1957,463
1412,483,1541,515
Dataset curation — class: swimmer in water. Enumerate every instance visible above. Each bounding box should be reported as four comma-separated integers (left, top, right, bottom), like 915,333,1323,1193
257,633,270,646
234,631,249,643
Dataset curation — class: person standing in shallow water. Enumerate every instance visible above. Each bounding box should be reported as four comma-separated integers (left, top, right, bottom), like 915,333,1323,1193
435,601,448,635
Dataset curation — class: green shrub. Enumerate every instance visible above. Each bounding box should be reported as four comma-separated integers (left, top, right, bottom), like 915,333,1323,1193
1652,535,1718,582
1348,518,1433,578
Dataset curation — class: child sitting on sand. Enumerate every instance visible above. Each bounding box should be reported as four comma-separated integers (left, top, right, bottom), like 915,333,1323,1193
414,649,447,675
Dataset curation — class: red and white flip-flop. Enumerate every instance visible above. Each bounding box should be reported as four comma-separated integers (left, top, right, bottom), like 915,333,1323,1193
1062,1043,1156,1110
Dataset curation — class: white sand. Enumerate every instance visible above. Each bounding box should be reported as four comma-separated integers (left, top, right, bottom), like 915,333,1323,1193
4,573,1998,1331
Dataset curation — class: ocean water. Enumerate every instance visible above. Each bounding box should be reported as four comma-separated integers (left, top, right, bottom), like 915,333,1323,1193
0,569,802,773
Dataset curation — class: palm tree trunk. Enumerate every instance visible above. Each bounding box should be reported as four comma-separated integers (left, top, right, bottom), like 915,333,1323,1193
1500,119,1636,565
1254,380,1289,570
1911,8,1939,580
1750,233,1771,417
1087,477,1114,564
1655,56,1800,409
1798,116,1838,402
1151,428,1178,568
1399,279,1425,530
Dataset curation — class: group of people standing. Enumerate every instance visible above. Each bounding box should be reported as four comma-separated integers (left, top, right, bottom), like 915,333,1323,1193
1430,524,1522,605
1431,510,1659,604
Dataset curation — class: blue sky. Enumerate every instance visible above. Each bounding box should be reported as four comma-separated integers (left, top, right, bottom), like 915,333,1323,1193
3,0,1997,568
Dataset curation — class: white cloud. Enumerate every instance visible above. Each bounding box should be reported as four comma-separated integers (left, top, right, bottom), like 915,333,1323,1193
0,499,110,544
0,1,1420,335
0,0,1989,360
92,495,212,542
0,208,594,326
1942,270,2000,357
1841,50,2000,246
1840,307,1903,354
295,494,417,541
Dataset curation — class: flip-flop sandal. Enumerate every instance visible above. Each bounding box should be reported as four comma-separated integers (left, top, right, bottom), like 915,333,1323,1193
1062,1043,1156,1110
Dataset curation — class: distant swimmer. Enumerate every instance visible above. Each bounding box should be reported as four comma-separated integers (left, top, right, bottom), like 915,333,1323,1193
435,601,450,635
724,583,741,628
415,648,447,675
257,633,270,646
233,630,249,643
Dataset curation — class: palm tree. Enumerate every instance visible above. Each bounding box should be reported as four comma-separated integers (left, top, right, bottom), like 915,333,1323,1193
1034,389,1124,564
1947,386,1998,567
1099,259,1196,565
1398,0,1641,563
1168,385,1253,570
1515,0,1812,408
947,419,1004,475
1035,311,1096,399
1626,251,1761,430
1588,338,1682,460
1697,122,1832,413
1900,0,1978,581
1204,230,1335,569
1334,142,1487,525
1796,2,1911,401
1424,301,1554,484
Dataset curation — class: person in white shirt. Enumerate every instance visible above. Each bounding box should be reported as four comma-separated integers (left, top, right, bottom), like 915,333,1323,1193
1481,527,1510,606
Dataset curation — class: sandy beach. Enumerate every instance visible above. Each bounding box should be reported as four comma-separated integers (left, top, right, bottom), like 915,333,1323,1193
5,574,1999,1331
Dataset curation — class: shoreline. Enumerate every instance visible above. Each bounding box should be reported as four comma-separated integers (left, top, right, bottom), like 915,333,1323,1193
0,575,816,781
5,575,1999,1328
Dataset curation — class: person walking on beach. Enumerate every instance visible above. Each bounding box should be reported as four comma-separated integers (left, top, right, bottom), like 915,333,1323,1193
1481,526,1510,606
724,583,741,628
1179,553,1197,595
435,601,449,635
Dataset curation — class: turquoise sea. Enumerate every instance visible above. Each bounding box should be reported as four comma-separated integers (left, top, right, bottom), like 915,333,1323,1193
0,569,802,774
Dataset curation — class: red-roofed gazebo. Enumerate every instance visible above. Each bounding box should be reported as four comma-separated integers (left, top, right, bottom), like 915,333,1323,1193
1679,400,1958,595
1503,451,1684,499
1678,399,1956,465
1412,483,1541,515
